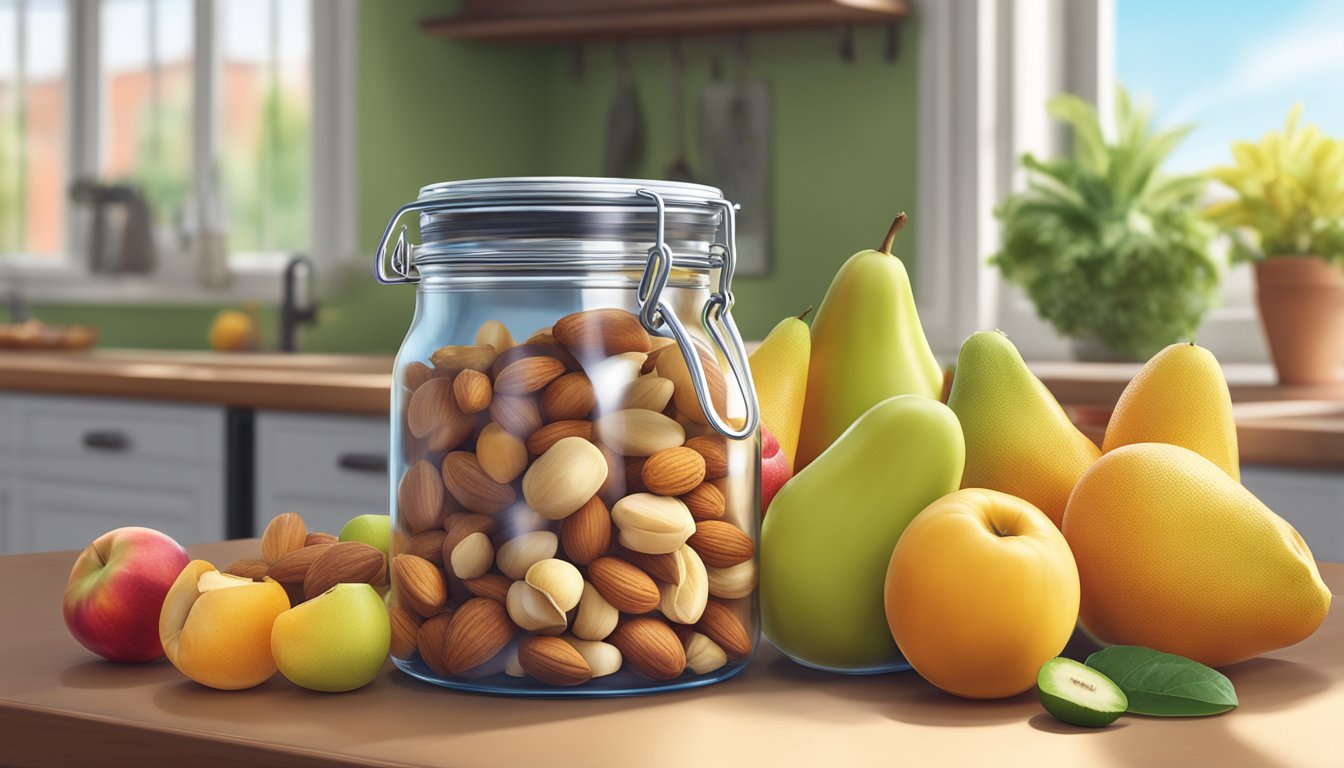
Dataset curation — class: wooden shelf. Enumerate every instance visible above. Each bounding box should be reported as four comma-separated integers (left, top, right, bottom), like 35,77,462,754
420,0,910,44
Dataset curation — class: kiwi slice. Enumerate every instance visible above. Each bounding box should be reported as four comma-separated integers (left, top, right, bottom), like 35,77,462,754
1037,657,1128,727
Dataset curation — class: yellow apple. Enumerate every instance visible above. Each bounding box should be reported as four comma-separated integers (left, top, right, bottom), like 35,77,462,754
271,583,391,692
159,560,290,690
884,489,1080,698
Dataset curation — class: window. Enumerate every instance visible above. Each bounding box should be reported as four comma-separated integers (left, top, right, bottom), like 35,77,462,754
0,0,353,302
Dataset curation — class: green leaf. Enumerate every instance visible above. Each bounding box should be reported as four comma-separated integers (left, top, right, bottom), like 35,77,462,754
1085,646,1238,717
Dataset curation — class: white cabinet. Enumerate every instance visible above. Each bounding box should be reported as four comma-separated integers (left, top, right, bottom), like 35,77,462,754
254,410,389,537
1242,466,1344,563
0,394,226,554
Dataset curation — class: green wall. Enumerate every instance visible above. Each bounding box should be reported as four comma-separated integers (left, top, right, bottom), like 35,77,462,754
21,3,918,349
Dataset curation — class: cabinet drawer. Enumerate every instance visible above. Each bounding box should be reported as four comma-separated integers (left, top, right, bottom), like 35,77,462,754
255,411,389,519
0,396,14,452
7,477,224,553
12,395,223,467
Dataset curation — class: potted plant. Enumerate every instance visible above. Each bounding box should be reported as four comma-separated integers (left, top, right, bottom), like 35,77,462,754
1205,106,1344,384
992,89,1219,361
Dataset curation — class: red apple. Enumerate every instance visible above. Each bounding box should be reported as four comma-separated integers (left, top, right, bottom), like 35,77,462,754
63,527,190,662
761,425,792,515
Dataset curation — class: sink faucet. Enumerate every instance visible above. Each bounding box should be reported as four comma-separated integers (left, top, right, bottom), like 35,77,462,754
280,254,318,352
4,273,29,322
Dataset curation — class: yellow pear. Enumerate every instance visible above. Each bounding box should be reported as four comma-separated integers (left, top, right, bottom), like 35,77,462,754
1063,443,1330,667
749,309,812,470
1103,342,1239,480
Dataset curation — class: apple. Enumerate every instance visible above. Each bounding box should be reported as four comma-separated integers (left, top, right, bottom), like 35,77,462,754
339,514,391,559
63,526,190,662
760,425,791,515
884,488,1080,698
271,582,391,692
159,560,291,690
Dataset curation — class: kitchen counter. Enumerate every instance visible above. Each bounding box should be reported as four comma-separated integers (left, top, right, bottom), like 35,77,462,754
1,539,1340,768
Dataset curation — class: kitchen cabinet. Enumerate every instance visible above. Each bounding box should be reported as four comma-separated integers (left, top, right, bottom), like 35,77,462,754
0,394,226,554
253,410,389,537
1242,465,1344,562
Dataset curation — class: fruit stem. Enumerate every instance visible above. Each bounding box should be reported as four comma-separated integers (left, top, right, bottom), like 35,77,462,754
879,213,909,255
797,306,814,321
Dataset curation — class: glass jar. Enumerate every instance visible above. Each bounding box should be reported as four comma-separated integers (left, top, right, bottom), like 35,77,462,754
374,177,761,697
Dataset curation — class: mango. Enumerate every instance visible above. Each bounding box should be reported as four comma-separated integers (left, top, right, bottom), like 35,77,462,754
1063,443,1331,667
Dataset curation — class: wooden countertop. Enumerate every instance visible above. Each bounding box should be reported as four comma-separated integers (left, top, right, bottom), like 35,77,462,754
1,539,1341,768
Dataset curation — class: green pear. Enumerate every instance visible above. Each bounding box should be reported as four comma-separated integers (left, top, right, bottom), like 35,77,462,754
947,331,1100,529
796,214,943,469
761,395,965,672
271,583,391,692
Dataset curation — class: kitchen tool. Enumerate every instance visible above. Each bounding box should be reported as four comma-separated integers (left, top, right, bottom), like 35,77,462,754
602,44,646,177
664,40,696,182
68,180,156,275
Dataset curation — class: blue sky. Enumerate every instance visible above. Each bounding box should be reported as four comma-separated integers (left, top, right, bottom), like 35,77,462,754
1117,0,1344,172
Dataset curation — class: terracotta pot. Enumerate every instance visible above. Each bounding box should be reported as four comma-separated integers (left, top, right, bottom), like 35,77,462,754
1254,256,1344,384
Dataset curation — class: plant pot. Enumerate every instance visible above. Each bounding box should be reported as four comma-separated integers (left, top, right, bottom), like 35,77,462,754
1254,256,1344,385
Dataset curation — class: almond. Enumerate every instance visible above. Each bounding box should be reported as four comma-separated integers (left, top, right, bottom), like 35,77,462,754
681,481,726,520
526,419,593,456
656,339,728,426
390,606,422,658
611,493,696,554
304,541,385,600
642,446,706,496
619,549,681,585
573,580,619,640
561,636,623,678
417,612,454,675
593,409,685,457
267,542,334,584
518,635,592,686
304,531,338,547
224,558,270,581
429,344,497,373
441,452,517,515
658,545,709,624
687,520,755,567
493,341,579,378
474,319,515,353
706,559,757,599
560,496,612,565
685,631,728,674
398,460,446,533
463,573,511,603
526,558,584,613
453,369,493,414
393,553,448,617
407,529,447,566
588,556,660,614
496,530,558,580
489,394,543,437
541,372,596,421
476,422,529,484
596,444,627,504
507,580,567,634
624,457,648,494
261,512,307,563
610,617,686,680
685,435,729,479
402,361,437,392
522,436,609,520
697,600,752,660
620,375,675,412
495,355,567,395
553,308,651,357
442,512,497,556
450,532,494,580
407,377,474,452
442,598,518,673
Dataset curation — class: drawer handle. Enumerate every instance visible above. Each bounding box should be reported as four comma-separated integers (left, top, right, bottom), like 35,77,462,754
337,452,387,474
83,430,131,452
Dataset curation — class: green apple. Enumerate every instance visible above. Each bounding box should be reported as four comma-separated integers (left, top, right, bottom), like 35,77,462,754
339,514,391,559
270,583,391,692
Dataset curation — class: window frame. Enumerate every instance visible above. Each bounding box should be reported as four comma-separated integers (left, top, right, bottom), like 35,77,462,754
4,0,357,304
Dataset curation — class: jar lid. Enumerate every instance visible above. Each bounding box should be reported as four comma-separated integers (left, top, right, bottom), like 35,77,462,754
405,177,727,269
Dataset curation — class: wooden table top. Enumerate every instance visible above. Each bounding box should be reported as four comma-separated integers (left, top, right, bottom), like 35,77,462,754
1,540,1340,768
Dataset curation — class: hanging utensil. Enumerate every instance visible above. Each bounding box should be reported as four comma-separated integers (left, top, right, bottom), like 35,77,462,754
664,39,696,183
603,43,646,178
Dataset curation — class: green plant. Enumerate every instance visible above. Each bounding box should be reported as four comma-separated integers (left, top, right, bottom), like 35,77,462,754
992,89,1219,359
1205,105,1344,267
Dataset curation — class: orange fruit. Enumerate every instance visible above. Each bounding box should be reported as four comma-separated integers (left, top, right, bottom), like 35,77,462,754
1063,443,1330,667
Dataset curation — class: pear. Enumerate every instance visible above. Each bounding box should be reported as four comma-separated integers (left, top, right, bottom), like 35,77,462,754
1103,342,1239,480
947,330,1100,528
748,308,812,470
761,395,964,672
795,214,943,470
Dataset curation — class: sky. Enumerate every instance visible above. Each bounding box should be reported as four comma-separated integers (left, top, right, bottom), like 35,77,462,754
1116,0,1344,172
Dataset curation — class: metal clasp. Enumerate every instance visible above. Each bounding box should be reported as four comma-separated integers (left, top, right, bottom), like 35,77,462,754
373,199,442,284
634,188,760,441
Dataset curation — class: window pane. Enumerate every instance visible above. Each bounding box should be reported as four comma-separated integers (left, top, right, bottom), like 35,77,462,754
220,0,311,256
100,0,193,228
0,0,67,258
1117,0,1344,173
